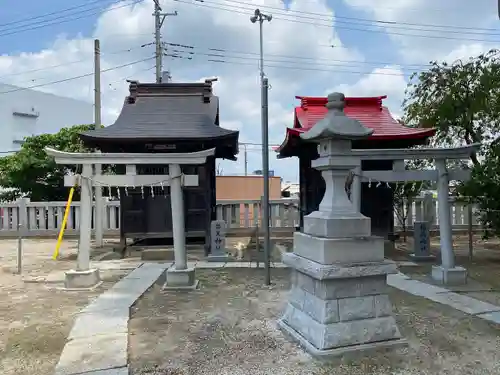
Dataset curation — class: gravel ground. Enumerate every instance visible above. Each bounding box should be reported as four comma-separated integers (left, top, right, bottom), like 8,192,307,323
129,268,500,375
0,238,130,375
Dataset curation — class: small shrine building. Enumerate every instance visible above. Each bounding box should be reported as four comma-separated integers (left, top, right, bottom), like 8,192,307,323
79,80,239,253
276,95,436,238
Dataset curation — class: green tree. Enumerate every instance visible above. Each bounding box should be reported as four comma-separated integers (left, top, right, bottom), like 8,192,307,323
460,140,500,237
0,124,97,202
403,49,500,235
403,49,500,166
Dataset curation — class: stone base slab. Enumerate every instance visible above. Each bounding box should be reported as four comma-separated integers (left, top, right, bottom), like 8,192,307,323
303,210,371,238
207,253,233,262
409,253,436,262
141,248,175,261
162,266,199,290
283,252,397,281
292,269,389,299
431,265,468,285
293,232,385,264
278,318,407,359
281,303,402,351
64,268,101,289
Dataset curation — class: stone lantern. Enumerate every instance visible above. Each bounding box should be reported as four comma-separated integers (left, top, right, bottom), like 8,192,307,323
278,92,405,357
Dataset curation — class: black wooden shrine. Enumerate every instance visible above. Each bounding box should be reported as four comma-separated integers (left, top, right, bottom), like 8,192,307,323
276,95,436,238
79,80,239,253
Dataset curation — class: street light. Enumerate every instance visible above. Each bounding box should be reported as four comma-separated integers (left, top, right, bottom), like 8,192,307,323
250,8,272,286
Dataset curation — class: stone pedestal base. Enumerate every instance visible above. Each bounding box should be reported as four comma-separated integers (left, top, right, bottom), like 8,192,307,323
162,266,199,290
64,268,101,289
431,265,467,285
278,318,407,359
279,253,402,357
409,253,436,262
141,248,175,261
207,253,232,262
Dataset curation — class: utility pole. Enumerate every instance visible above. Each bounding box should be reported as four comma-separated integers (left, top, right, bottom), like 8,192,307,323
250,9,272,286
94,39,104,247
94,39,101,131
93,39,104,247
244,144,248,176
153,0,177,83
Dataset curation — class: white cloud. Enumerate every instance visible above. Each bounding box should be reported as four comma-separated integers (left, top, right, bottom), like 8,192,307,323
342,0,498,64
0,0,365,182
0,0,497,182
332,65,407,117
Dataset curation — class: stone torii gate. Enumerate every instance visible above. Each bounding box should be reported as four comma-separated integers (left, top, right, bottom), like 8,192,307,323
45,147,215,290
349,143,479,285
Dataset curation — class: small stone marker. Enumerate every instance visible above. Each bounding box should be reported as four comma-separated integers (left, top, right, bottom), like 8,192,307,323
410,193,436,261
208,220,231,262
410,221,435,261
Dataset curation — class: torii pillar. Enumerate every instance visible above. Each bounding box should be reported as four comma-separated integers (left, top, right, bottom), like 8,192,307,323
278,93,405,358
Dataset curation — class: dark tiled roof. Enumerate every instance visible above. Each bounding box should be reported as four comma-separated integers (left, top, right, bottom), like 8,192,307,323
80,81,238,142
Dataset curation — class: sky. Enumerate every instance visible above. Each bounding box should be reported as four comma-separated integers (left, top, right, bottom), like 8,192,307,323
0,0,499,183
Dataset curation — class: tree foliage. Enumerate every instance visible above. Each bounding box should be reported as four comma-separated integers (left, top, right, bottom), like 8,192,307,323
459,140,500,237
0,124,96,202
403,49,500,166
402,49,500,235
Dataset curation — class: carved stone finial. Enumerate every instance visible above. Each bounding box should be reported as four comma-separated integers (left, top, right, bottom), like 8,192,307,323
325,92,345,111
300,92,373,142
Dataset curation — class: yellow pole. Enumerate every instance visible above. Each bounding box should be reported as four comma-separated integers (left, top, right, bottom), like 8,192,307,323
52,186,75,260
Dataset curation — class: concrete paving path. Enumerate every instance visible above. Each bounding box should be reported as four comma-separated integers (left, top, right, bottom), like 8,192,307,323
53,260,500,375
54,262,169,375
387,272,500,324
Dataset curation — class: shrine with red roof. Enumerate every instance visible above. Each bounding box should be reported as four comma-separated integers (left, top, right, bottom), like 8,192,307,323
276,94,436,238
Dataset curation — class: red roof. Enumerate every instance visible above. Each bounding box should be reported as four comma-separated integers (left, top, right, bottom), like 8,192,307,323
276,95,435,153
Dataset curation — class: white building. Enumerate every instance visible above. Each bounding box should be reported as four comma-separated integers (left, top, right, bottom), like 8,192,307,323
0,83,94,153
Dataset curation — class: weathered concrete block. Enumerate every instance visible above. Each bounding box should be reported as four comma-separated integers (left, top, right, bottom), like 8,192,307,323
374,294,393,317
431,265,468,285
282,303,401,350
298,288,340,324
303,211,371,238
64,268,101,289
293,232,385,264
69,309,129,340
283,252,397,280
324,315,401,349
54,333,128,375
338,296,375,321
141,248,175,261
162,266,198,290
295,270,388,299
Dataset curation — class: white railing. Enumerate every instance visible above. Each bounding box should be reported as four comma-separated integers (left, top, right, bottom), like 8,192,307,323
399,196,480,231
0,197,481,238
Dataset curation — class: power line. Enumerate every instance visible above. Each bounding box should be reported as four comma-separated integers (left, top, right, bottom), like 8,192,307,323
0,0,113,29
174,0,500,43
0,45,146,80
166,47,425,76
0,56,155,94
166,42,435,70
0,0,146,38
106,64,156,88
208,0,500,34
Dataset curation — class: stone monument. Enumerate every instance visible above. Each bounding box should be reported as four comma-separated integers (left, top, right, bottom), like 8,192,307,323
410,193,436,261
207,220,232,262
278,92,405,357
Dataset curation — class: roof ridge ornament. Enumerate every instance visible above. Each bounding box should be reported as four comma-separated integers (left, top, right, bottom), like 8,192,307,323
300,92,374,142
